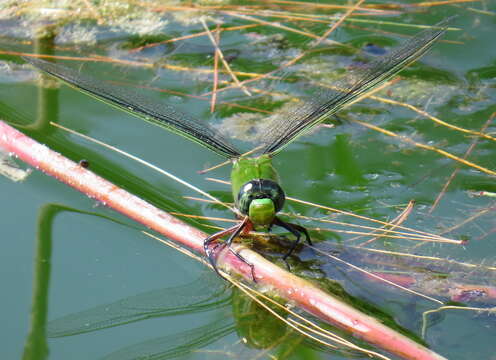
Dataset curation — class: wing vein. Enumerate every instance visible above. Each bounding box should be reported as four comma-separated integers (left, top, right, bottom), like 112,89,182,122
261,17,454,155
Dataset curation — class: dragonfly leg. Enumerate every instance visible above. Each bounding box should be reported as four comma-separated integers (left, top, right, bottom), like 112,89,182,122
225,221,256,282
203,217,256,282
204,224,239,278
272,217,312,269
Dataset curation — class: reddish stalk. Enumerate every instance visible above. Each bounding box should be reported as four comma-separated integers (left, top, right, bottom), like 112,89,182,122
370,272,496,304
0,120,447,360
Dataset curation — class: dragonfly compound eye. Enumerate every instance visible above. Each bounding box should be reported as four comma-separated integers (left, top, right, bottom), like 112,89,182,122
237,179,285,217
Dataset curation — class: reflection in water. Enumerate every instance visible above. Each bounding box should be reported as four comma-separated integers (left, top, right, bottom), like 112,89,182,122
22,30,58,360
102,318,235,360
47,273,229,337
47,275,312,359
22,203,55,360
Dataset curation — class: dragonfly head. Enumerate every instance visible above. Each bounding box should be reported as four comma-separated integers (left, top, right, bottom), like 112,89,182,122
236,179,285,226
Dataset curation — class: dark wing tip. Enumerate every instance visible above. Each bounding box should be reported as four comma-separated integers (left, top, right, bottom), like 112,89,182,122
260,17,455,156
23,56,241,158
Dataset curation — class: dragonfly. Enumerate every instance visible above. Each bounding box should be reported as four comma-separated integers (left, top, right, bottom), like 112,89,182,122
24,18,452,279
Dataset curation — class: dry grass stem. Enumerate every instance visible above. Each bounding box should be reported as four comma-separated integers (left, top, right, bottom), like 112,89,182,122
310,0,367,49
258,0,386,13
129,24,260,53
203,177,457,243
429,112,496,213
234,282,392,360
439,206,495,235
287,196,461,243
198,146,264,175
79,0,104,24
355,200,415,246
202,0,365,97
284,212,456,243
352,247,496,272
421,305,496,338
210,23,221,113
310,246,444,304
366,0,480,9
370,96,496,142
353,119,496,177
49,122,237,214
344,23,464,44
201,19,252,96
140,232,391,359
183,192,455,244
170,212,238,224
223,12,336,43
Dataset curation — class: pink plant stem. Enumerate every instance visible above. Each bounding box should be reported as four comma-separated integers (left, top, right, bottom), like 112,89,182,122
371,272,496,303
0,120,446,360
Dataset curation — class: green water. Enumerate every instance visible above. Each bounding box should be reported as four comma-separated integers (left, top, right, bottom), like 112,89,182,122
1,2,495,359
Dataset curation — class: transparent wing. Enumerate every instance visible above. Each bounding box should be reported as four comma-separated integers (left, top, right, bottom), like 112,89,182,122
47,274,228,338
261,17,454,155
24,57,242,158
101,318,234,360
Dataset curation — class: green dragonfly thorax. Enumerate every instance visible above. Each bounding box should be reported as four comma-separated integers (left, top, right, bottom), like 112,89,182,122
231,155,284,226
